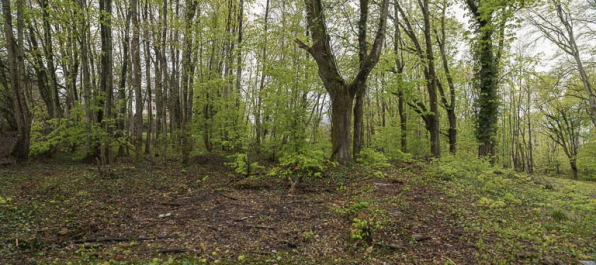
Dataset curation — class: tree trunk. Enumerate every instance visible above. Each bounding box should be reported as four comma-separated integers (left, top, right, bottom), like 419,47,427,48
3,0,31,162
466,0,499,162
570,158,578,180
131,0,143,161
331,88,353,163
41,0,62,119
353,85,365,159
99,0,114,164
143,0,152,156
117,4,132,157
79,0,92,155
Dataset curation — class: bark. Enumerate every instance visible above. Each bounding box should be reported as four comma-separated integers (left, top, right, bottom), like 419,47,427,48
99,0,114,163
421,0,440,157
27,26,54,118
160,0,168,159
393,0,407,153
395,0,439,157
143,0,152,156
79,0,92,154
436,3,457,154
117,3,132,157
132,0,143,161
255,0,270,147
3,0,31,162
40,0,61,119
180,0,197,164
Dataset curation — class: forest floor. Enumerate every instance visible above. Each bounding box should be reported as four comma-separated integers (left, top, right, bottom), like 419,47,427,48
1,155,595,264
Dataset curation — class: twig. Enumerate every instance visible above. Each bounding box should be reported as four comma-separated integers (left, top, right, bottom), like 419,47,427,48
158,248,186,254
217,191,238,200
72,235,178,244
161,202,183,207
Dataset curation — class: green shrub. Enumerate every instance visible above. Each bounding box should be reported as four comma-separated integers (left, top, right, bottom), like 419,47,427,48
357,148,390,169
226,153,264,175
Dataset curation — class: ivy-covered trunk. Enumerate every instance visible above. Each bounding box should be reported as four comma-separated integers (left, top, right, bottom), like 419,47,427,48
475,28,498,159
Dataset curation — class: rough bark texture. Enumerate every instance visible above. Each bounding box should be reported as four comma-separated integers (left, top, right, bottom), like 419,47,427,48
132,0,143,161
3,0,31,162
99,0,114,163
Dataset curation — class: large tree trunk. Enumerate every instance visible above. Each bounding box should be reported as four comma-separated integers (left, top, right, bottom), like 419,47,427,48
570,158,578,180
331,88,353,163
3,0,31,162
466,0,498,161
297,0,389,163
353,85,365,159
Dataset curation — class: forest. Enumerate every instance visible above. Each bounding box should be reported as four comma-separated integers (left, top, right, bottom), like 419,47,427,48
1,0,596,263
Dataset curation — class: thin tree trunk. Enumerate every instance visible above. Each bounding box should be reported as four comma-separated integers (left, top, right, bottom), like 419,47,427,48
99,0,114,164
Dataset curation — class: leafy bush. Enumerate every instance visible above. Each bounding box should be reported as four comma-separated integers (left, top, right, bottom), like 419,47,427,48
268,148,327,192
433,155,492,180
357,148,390,169
226,153,264,175
30,116,105,158
277,149,326,178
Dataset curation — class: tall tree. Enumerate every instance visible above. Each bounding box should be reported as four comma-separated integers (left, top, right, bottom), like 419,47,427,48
131,0,143,160
465,0,512,160
2,0,31,161
527,0,596,127
296,0,390,163
99,0,114,163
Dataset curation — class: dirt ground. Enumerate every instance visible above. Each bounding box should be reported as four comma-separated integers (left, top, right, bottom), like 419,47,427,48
1,156,480,264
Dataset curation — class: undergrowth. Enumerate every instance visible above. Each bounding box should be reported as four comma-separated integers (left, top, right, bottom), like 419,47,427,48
431,155,596,263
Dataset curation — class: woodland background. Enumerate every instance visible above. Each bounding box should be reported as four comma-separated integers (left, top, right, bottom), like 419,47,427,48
1,0,596,177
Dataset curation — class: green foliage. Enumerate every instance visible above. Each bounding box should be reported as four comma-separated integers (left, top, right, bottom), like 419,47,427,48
440,154,596,262
432,154,492,180
277,149,326,178
357,148,390,169
350,217,382,241
30,111,106,158
226,153,264,175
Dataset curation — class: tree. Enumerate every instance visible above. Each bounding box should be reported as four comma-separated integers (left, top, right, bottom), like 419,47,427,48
99,0,114,163
527,0,596,128
394,0,441,157
465,0,513,160
541,97,586,179
296,0,389,163
2,0,31,162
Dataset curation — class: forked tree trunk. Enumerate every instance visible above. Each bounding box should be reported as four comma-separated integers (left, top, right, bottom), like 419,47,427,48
297,0,389,163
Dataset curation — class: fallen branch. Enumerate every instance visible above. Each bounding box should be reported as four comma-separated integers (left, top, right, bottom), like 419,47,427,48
217,191,238,200
158,248,186,254
161,202,183,207
72,234,178,244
